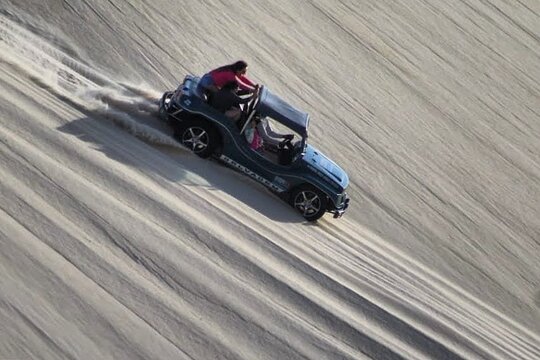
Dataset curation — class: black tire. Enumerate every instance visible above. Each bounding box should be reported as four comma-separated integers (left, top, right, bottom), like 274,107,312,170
174,119,220,158
289,185,328,221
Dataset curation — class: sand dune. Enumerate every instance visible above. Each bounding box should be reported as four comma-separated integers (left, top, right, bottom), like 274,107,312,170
1,1,539,359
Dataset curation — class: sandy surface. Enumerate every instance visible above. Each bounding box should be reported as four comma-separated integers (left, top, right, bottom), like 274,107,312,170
1,0,539,359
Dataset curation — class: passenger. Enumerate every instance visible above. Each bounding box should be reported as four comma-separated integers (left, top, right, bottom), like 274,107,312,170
199,60,258,97
256,117,294,151
209,81,253,122
244,118,264,153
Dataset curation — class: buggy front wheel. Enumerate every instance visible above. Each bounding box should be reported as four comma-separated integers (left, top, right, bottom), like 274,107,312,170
290,185,328,221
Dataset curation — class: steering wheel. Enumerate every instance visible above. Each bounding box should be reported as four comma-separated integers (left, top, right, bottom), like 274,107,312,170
277,138,296,165
279,137,293,150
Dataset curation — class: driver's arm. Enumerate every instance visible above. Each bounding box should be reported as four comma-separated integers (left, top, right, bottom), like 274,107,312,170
236,76,257,91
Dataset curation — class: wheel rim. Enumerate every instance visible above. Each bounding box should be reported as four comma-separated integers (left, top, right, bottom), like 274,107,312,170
294,190,322,217
182,127,208,152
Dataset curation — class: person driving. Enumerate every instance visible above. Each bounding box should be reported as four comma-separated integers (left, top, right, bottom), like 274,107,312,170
209,81,253,122
199,60,258,97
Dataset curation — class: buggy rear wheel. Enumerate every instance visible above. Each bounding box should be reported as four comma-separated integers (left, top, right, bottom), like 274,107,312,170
175,120,220,158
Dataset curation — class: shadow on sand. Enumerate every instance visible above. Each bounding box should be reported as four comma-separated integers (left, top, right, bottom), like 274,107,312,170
57,115,306,224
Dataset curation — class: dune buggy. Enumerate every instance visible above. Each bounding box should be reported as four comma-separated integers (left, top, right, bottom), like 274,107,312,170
159,75,349,221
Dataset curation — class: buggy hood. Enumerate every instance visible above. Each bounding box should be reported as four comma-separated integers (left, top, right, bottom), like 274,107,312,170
256,87,309,136
303,144,349,190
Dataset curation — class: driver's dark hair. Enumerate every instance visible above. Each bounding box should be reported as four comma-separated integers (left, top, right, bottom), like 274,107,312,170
216,60,248,74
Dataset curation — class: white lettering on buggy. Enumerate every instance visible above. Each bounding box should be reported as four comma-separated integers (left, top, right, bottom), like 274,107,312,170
219,155,285,193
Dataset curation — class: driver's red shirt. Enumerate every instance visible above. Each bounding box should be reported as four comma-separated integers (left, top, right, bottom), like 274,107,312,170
210,69,256,91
